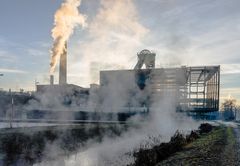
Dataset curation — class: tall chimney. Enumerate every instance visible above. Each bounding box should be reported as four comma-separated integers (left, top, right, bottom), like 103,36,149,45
59,42,67,85
50,75,54,85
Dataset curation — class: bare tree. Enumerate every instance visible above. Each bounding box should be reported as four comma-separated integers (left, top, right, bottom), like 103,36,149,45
221,97,238,120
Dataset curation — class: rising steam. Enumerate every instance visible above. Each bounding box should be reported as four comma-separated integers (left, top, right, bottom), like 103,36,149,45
67,0,149,85
50,0,87,74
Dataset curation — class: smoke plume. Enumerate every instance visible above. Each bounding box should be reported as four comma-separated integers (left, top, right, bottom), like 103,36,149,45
68,0,149,85
50,0,87,74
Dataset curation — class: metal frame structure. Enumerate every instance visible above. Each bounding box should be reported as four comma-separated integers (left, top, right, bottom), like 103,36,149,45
186,66,220,112
148,66,220,112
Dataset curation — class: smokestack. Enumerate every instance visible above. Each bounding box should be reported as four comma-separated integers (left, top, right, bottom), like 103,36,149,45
49,0,86,74
59,42,67,85
50,75,54,85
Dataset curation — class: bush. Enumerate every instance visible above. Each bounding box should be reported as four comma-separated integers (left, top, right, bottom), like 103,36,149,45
186,131,199,143
199,123,213,134
132,123,214,166
133,131,187,166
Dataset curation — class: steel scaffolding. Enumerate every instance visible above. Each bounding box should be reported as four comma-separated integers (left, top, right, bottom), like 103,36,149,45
186,66,220,112
148,66,220,112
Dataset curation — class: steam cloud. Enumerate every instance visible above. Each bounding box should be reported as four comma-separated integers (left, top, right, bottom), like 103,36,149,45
50,0,87,74
68,0,149,85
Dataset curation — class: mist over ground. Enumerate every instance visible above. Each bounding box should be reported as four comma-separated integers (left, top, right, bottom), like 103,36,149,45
29,94,200,166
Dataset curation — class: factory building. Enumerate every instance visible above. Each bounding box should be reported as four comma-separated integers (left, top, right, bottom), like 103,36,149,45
99,50,220,112
36,49,220,113
100,65,220,112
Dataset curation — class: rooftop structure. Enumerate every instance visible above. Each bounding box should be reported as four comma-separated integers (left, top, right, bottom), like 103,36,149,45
134,49,156,69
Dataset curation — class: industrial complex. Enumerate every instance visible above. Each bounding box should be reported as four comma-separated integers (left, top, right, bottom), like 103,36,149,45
0,40,221,122
35,47,220,118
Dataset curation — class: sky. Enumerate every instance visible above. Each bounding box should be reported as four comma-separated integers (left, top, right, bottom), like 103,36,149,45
0,0,240,103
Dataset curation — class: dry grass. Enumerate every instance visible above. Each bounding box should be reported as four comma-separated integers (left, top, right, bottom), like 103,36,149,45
131,123,214,166
158,126,238,166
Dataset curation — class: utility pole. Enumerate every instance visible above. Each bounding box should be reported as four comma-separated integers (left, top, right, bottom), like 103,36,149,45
9,89,13,128
0,74,3,91
235,107,237,121
35,79,39,91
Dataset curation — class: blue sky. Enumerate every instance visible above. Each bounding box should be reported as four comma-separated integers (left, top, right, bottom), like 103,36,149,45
0,0,240,103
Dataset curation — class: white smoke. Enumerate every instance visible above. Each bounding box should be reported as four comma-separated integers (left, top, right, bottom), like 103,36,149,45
69,0,149,85
50,0,87,74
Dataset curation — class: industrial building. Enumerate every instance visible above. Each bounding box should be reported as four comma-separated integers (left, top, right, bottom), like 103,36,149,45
100,65,220,112
99,49,220,112
36,49,220,115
